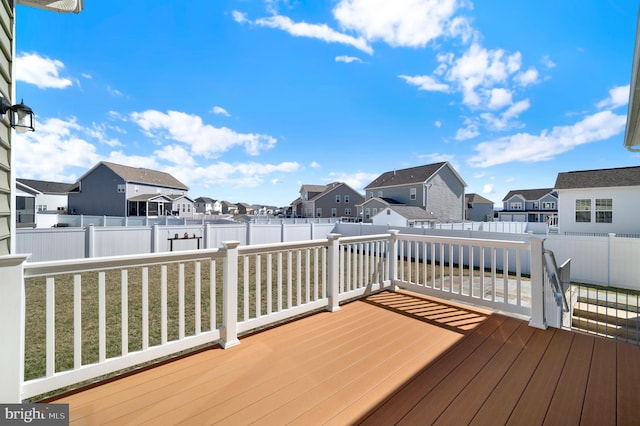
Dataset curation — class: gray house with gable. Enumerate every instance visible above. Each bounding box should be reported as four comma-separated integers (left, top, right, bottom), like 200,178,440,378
68,161,189,217
362,162,466,223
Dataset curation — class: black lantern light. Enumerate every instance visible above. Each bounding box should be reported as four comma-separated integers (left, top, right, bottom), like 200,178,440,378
0,97,35,132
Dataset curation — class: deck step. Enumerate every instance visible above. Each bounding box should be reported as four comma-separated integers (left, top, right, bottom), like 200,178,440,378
571,300,640,344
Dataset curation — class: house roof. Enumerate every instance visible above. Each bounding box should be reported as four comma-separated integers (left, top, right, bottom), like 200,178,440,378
127,194,173,202
195,197,217,203
167,194,194,202
386,205,438,221
502,188,556,202
17,178,73,194
465,193,493,204
300,184,329,194
81,161,189,191
555,166,640,189
364,162,466,190
358,197,404,207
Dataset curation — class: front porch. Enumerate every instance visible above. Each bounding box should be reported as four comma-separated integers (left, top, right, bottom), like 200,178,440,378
46,291,639,424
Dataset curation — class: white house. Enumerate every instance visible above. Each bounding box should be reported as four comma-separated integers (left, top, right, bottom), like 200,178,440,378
371,205,438,228
554,166,640,235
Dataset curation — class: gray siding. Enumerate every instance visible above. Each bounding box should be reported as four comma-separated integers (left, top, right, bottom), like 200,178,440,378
69,166,127,216
0,0,12,254
466,203,493,222
426,166,464,222
365,184,424,207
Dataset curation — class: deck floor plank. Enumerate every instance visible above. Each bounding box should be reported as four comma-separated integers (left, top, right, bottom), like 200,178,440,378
617,341,640,425
469,327,555,425
581,337,617,426
542,332,594,424
44,290,640,426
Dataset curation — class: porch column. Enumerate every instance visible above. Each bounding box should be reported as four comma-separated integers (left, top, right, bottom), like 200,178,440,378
221,241,241,348
327,233,341,312
529,237,547,329
0,255,30,402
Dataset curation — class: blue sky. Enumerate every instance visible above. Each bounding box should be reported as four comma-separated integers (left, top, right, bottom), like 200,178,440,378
14,0,638,208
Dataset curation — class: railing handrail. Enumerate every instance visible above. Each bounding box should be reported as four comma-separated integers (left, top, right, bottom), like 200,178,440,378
543,249,570,312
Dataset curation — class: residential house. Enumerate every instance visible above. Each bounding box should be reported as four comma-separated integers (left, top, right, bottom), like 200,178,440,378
358,197,404,222
554,165,640,235
363,162,466,223
168,194,196,218
296,182,364,219
220,201,238,215
464,193,494,222
371,205,438,228
68,161,189,217
194,197,222,215
237,203,255,215
497,188,558,223
16,178,72,226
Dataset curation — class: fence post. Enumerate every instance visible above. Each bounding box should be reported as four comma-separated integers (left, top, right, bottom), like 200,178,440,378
152,224,160,253
0,255,30,402
85,224,95,258
204,223,211,249
327,233,341,312
608,233,615,286
221,241,241,348
387,230,400,291
529,237,547,329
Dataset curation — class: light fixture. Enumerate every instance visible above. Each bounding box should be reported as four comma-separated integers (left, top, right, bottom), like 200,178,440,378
0,96,35,132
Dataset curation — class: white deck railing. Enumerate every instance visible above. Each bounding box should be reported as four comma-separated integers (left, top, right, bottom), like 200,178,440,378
0,232,560,402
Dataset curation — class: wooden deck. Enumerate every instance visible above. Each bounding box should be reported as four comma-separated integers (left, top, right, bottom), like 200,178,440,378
47,290,640,425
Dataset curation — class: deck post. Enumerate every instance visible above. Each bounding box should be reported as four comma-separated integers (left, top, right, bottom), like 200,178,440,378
327,233,341,312
529,237,547,329
221,241,241,348
387,230,400,291
0,255,29,402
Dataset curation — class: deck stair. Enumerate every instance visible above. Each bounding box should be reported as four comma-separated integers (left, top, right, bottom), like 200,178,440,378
571,289,640,344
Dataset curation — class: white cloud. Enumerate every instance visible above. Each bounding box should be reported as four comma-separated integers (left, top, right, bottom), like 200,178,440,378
107,86,124,97
232,10,248,23
130,110,277,157
254,14,373,54
14,117,100,181
15,52,73,89
87,123,123,147
541,55,556,69
333,0,463,48
434,120,442,128
326,171,379,192
481,98,530,130
513,68,539,87
212,106,231,116
311,161,321,168
174,161,301,189
335,55,363,63
482,183,494,194
155,145,196,166
455,124,479,140
399,74,449,92
487,88,512,110
446,43,522,107
597,85,630,110
468,110,627,167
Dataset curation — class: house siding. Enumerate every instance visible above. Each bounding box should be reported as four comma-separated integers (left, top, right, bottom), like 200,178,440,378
0,0,12,254
427,166,464,222
69,166,127,216
557,186,640,235
466,202,493,222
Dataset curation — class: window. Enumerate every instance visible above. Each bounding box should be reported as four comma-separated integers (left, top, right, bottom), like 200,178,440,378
344,195,350,203
387,209,391,215
365,208,370,220
316,208,322,217
117,184,125,193
336,195,341,203
377,191,383,197
542,201,556,210
596,198,612,223
575,199,591,222
345,208,352,215
533,202,539,210
372,208,377,216
331,208,337,217
510,202,523,210
410,188,416,200
37,205,47,212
